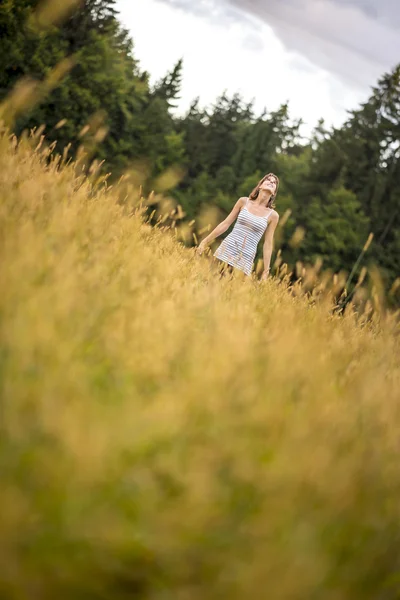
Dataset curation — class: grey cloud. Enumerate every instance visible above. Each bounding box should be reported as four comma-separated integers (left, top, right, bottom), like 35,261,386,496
231,0,399,81
330,0,400,27
157,0,256,27
156,0,400,89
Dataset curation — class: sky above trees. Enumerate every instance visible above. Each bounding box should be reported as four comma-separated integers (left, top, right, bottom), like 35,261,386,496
117,0,400,132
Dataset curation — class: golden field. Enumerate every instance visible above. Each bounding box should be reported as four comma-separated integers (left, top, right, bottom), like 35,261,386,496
1,130,400,600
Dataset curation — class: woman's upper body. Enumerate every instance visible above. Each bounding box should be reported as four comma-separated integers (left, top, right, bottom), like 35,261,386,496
219,195,279,235
213,197,276,275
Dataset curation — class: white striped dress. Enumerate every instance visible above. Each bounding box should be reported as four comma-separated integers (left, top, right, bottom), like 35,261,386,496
213,198,272,276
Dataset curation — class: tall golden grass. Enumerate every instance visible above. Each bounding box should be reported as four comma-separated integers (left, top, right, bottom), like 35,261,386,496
1,129,400,600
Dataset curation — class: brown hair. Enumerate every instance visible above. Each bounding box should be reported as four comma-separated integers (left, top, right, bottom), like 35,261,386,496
249,173,280,209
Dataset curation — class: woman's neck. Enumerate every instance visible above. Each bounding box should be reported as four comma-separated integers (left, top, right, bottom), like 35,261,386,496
255,190,271,206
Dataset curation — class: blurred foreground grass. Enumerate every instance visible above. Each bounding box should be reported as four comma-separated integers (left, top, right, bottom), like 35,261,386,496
1,130,400,600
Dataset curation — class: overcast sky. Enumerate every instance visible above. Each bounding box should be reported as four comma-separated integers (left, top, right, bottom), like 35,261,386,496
117,0,400,133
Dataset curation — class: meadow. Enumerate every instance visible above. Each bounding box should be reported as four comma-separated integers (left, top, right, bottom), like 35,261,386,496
1,129,400,600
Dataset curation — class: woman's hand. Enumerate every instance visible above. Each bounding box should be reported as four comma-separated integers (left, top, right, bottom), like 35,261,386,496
261,269,270,281
196,240,208,255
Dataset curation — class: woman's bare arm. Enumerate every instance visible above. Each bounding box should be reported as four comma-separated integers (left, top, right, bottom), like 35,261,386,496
262,211,279,279
197,197,247,253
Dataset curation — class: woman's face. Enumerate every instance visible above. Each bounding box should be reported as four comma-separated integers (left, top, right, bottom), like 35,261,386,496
260,175,277,195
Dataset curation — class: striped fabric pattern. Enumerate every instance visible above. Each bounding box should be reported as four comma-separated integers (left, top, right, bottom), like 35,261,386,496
214,198,271,276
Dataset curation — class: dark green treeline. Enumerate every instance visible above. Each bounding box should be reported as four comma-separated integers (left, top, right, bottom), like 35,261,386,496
1,0,399,303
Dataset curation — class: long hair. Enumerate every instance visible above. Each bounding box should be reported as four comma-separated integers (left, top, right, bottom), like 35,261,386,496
249,173,280,209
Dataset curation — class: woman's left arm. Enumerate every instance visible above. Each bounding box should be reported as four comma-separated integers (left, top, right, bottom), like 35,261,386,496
261,211,279,280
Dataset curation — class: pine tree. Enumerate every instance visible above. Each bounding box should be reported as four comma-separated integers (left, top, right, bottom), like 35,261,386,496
153,58,183,110
335,64,400,283
0,0,184,177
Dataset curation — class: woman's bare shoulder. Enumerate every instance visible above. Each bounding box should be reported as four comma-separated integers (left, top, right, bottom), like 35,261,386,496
233,197,248,209
269,209,279,221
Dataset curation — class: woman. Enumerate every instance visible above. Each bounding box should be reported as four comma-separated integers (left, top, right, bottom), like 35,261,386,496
197,173,280,280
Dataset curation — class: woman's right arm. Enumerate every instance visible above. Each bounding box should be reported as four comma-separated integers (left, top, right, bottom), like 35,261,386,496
197,197,246,254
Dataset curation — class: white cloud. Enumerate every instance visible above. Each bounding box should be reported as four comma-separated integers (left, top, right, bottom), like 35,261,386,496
117,0,370,133
227,0,400,88
157,0,400,86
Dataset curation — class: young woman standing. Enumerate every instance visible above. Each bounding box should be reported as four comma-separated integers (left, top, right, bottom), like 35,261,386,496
197,173,280,280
